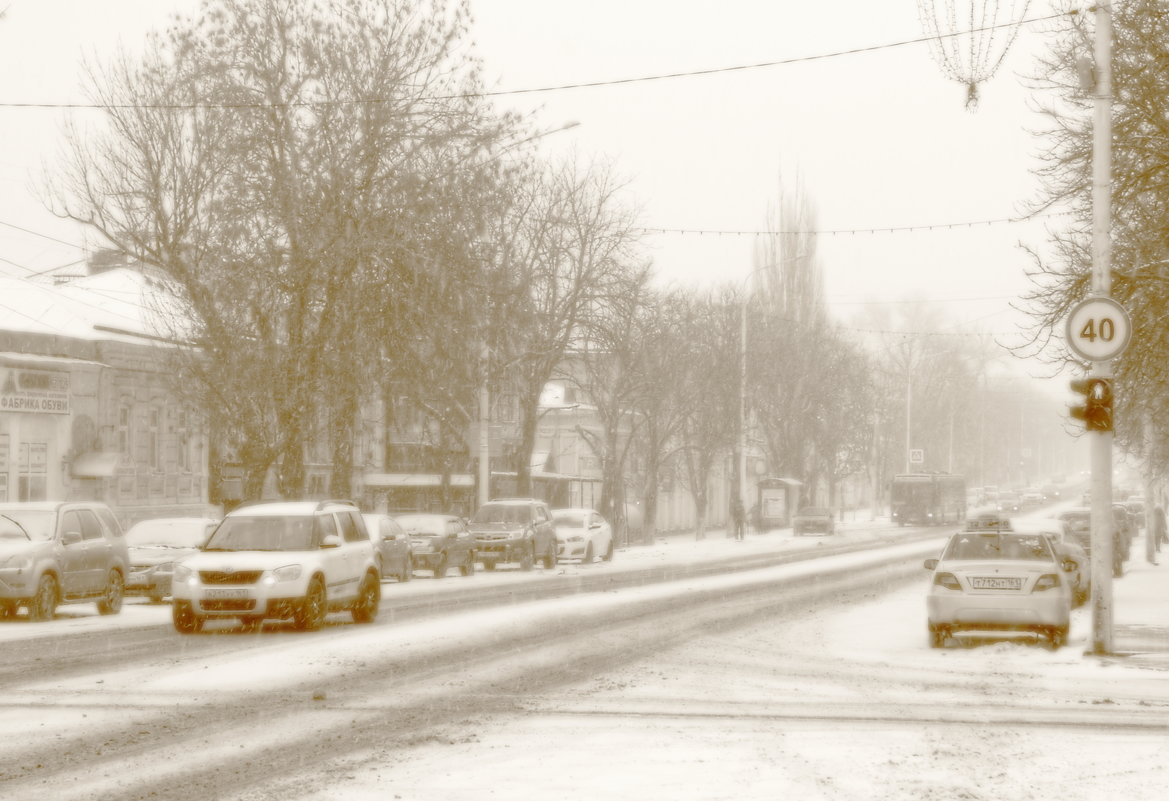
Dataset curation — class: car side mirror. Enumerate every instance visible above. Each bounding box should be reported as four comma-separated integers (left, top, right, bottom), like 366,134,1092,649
923,558,938,570
321,534,342,549
61,530,83,546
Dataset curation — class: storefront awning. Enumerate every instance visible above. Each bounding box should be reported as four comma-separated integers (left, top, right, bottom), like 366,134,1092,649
70,451,121,478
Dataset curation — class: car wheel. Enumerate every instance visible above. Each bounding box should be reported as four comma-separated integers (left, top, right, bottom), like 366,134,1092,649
519,544,534,571
928,625,947,649
432,555,447,579
0,599,17,618
172,601,204,634
97,570,124,615
582,543,594,565
482,559,496,571
294,577,327,631
460,554,476,577
28,574,58,622
351,573,380,624
1048,627,1068,650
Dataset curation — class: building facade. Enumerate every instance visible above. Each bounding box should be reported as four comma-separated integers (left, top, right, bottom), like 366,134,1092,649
0,270,213,525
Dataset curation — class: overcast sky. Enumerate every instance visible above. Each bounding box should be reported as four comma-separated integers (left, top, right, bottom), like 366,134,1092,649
0,0,1072,352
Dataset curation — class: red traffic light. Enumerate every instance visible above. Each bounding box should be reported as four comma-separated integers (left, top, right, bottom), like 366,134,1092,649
1069,377,1113,432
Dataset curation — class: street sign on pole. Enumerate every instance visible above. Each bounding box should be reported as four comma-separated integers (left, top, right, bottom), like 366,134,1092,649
909,448,924,465
1065,297,1131,363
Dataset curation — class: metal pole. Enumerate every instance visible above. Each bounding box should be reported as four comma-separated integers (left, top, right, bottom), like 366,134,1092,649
1146,411,1157,565
904,355,912,474
739,292,748,522
1089,3,1114,655
478,341,490,508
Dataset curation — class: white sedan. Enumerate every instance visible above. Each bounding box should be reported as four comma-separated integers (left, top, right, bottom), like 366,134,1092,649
924,527,1073,649
552,508,614,564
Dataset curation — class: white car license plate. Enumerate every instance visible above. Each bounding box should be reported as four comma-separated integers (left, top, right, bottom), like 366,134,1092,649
971,577,1022,590
205,588,249,600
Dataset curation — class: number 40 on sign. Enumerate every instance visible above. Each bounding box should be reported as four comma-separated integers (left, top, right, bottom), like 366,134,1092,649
1065,297,1131,363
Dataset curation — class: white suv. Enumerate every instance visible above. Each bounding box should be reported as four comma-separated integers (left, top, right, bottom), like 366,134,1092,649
171,500,380,633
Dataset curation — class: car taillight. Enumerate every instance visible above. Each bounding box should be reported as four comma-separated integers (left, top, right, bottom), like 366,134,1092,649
933,572,961,591
1034,574,1061,592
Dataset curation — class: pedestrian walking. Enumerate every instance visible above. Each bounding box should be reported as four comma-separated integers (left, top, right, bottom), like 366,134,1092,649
1154,505,1167,553
731,496,746,541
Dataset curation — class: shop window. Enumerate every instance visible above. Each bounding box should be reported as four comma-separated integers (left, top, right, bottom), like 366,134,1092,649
18,442,47,502
148,407,161,470
118,404,132,465
0,433,9,502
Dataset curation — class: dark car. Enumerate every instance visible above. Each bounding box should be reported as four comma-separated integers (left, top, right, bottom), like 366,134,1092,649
362,513,413,583
1058,506,1125,578
793,506,835,536
0,501,130,621
467,499,557,571
394,513,476,578
124,516,217,602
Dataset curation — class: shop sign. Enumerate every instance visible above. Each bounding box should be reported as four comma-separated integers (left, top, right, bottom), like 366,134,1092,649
0,367,70,414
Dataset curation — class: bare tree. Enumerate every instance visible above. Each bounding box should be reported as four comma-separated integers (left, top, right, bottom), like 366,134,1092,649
485,156,646,497
52,0,513,500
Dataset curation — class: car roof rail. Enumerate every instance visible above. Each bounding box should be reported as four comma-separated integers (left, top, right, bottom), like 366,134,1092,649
314,499,357,511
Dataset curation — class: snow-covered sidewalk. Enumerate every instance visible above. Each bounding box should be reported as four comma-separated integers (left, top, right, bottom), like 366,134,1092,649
1110,532,1169,669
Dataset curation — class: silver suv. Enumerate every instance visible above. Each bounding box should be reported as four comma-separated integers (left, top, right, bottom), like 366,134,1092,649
0,501,130,621
467,498,557,571
171,500,380,633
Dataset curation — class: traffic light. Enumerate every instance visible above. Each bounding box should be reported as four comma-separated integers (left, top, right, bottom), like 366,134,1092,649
1069,377,1113,432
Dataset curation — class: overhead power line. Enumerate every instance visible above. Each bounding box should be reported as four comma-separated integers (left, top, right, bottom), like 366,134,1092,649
0,11,1072,111
637,211,1070,238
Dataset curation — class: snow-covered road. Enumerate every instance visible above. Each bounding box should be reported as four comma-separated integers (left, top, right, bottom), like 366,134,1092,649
3,516,1166,801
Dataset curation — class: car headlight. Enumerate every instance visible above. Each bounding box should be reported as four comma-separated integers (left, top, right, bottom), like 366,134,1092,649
933,572,961,591
0,552,33,570
263,564,303,585
173,563,194,583
1034,574,1061,592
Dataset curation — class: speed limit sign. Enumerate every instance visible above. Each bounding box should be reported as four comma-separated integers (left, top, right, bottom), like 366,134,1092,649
1065,297,1131,362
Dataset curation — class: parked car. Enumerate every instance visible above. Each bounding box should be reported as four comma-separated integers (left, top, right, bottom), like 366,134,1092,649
124,517,218,603
551,508,613,564
467,498,557,571
0,501,130,621
792,506,835,536
924,520,1073,649
171,500,380,633
1013,517,1089,607
1111,503,1134,567
1123,497,1145,530
1056,506,1126,579
362,513,413,582
394,513,476,578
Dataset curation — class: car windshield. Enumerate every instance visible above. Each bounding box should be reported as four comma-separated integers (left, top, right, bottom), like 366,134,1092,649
203,515,317,551
942,532,1054,561
0,510,53,541
395,516,444,537
470,505,527,525
553,512,586,528
125,520,211,548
